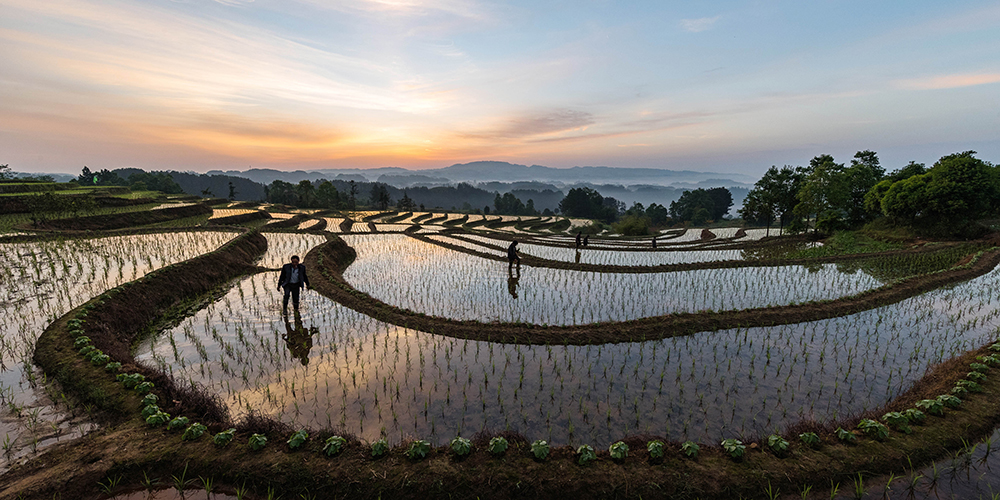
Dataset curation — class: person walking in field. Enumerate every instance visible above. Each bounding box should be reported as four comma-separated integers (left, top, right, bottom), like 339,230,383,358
575,231,582,249
277,255,310,315
583,235,589,247
507,240,521,273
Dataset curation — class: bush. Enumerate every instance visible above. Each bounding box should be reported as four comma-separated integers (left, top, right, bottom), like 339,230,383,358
213,429,236,447
609,441,629,460
646,440,665,459
248,433,267,451
767,434,789,455
450,436,472,457
371,438,389,458
182,423,207,441
531,440,550,460
323,436,347,456
577,444,596,465
720,438,746,460
407,440,431,460
680,441,699,458
488,436,508,456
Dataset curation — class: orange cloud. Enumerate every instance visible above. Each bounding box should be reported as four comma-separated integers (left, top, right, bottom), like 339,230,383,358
894,72,1000,90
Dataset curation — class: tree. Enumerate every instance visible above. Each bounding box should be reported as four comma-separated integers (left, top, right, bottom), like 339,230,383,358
669,188,715,223
78,166,96,185
645,203,670,226
705,188,734,220
267,180,298,205
870,151,997,233
794,155,848,233
316,180,341,209
228,181,237,201
738,188,775,233
558,187,618,223
842,150,885,225
0,164,11,180
348,180,359,210
885,161,926,182
369,182,391,210
396,190,416,211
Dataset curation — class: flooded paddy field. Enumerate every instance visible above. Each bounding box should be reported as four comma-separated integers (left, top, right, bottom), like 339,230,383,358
135,232,1000,449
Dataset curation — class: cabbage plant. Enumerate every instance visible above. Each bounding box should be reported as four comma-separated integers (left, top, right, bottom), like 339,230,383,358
577,444,596,465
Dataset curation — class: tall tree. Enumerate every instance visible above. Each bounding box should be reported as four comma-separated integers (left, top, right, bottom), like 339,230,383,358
794,155,847,232
843,150,885,225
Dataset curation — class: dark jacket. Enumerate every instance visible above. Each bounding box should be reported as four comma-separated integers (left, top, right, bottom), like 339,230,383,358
278,263,310,289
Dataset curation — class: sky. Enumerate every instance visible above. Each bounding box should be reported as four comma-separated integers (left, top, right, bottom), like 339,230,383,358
1,0,999,178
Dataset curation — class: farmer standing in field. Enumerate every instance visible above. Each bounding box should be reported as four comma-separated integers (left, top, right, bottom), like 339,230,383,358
507,240,521,273
277,255,310,315
575,231,582,248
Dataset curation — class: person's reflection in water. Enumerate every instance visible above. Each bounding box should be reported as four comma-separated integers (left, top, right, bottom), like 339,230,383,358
283,311,317,365
575,250,581,264
507,267,520,299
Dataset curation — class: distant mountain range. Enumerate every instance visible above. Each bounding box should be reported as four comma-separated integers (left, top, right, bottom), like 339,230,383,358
206,161,754,188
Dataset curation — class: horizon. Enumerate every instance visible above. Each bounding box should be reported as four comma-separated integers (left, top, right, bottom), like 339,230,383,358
2,1,999,177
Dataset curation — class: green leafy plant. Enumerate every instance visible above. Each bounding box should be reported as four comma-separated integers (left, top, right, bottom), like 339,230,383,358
213,428,236,447
167,416,189,431
182,423,207,441
488,436,508,456
104,362,122,373
937,394,962,409
681,440,700,458
767,434,790,455
970,362,991,373
835,427,857,443
450,436,472,457
916,398,945,416
799,432,820,448
646,440,665,459
141,404,160,419
990,342,1000,352
134,381,154,395
977,354,1000,366
141,394,158,406
903,408,926,424
73,337,91,349
248,433,267,451
322,436,347,456
577,444,596,465
406,440,431,460
145,411,170,426
952,385,969,396
881,412,912,434
721,438,746,460
371,438,389,458
609,441,629,460
90,353,111,366
967,371,987,381
857,419,889,440
287,429,309,449
531,440,550,460
78,345,96,356
120,373,145,389
955,379,983,393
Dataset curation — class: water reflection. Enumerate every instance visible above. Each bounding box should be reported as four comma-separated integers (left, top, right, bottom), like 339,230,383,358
283,312,317,366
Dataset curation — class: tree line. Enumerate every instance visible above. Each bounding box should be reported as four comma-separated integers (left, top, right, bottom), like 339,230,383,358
739,150,997,236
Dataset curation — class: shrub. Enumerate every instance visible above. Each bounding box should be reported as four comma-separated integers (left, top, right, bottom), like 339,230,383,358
248,433,267,451
577,444,597,465
835,427,857,443
646,440,665,459
371,438,389,458
488,436,508,456
182,423,207,441
167,416,190,431
450,436,472,457
720,438,746,460
145,411,170,426
322,436,347,456
681,441,700,458
881,412,912,434
213,429,236,447
104,362,122,373
531,440,550,460
937,394,962,409
287,430,309,449
970,362,990,373
903,408,926,424
955,379,983,393
767,434,789,455
407,440,431,460
916,398,945,416
609,441,629,460
799,432,820,448
140,404,160,419
857,419,889,440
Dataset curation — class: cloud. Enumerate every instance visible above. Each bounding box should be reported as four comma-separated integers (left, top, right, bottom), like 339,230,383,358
893,72,1000,90
464,109,594,140
680,16,719,33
